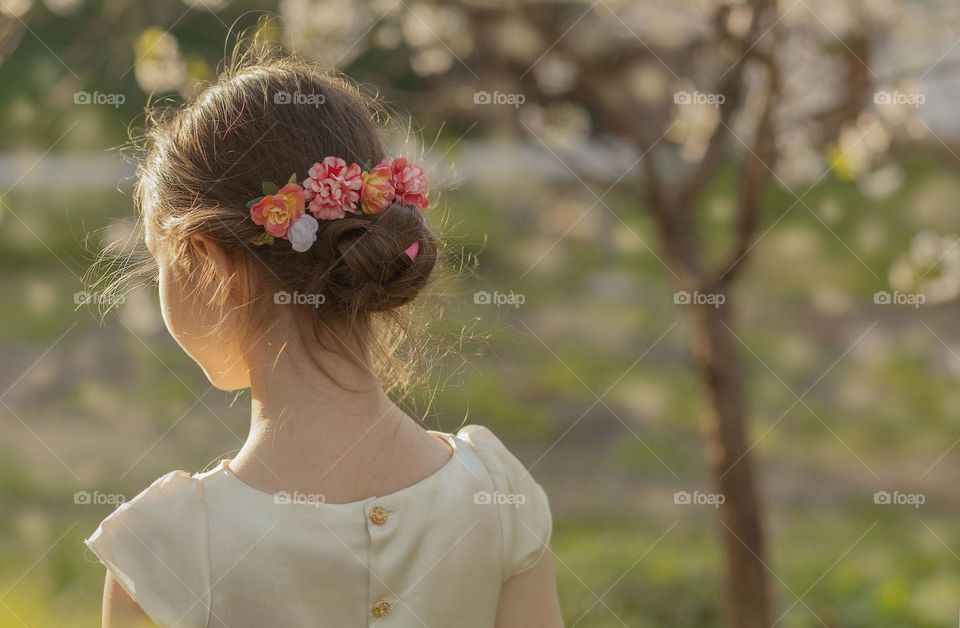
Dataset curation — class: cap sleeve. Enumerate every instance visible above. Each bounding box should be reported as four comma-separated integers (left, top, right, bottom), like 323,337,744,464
85,470,210,628
458,425,553,580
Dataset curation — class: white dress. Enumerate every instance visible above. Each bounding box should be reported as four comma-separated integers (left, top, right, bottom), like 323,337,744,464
85,425,552,628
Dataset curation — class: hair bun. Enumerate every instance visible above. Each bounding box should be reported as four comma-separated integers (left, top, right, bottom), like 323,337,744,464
310,203,437,316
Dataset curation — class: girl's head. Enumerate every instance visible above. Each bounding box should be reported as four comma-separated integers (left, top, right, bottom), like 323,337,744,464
135,52,438,391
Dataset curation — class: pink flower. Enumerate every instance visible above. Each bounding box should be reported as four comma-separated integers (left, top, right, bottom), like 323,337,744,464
388,158,428,210
250,183,305,238
303,156,363,220
360,160,396,214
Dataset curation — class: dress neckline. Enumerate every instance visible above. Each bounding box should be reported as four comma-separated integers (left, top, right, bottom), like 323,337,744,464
214,430,462,508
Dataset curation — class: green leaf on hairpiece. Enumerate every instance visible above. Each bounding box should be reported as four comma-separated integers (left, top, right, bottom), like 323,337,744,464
261,181,279,195
288,173,298,184
250,232,275,246
246,196,264,208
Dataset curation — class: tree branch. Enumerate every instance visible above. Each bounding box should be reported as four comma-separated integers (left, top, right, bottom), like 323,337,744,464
677,1,770,208
715,1,781,285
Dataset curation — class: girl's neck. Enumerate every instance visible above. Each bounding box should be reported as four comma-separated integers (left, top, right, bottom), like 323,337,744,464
225,331,449,500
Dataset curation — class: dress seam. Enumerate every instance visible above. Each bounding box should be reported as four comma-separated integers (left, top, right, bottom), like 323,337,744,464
198,476,212,628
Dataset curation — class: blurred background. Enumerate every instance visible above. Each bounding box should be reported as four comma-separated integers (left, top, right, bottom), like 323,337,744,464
1,0,960,626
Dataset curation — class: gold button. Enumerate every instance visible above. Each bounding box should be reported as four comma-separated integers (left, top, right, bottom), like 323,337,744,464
372,599,391,617
369,505,388,526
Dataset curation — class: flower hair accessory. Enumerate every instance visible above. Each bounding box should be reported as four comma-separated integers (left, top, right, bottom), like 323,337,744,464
248,156,428,252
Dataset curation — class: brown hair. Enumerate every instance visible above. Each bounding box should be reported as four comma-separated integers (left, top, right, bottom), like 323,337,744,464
116,48,440,392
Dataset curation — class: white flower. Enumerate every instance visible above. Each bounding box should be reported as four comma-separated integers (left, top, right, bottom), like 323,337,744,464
889,231,960,304
288,214,319,252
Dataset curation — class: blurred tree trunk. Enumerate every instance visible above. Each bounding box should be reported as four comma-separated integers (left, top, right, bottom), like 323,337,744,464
644,184,772,627
386,0,785,623
629,2,779,622
688,292,770,628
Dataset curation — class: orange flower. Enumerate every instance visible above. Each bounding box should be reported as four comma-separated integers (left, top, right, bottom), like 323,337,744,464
250,183,306,238
360,161,396,214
